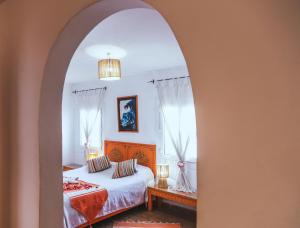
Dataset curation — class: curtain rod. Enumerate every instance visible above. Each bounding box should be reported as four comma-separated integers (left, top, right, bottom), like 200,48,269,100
147,76,190,84
72,86,107,94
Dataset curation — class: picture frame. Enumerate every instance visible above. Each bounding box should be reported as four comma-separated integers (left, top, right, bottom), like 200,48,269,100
117,95,138,132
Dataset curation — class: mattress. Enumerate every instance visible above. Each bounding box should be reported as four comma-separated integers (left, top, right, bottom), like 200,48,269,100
63,163,154,228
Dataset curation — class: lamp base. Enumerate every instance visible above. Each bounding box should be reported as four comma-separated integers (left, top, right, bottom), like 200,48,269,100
158,178,168,189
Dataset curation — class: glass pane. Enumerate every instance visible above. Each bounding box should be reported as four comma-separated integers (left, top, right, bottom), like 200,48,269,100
163,104,197,161
80,109,101,148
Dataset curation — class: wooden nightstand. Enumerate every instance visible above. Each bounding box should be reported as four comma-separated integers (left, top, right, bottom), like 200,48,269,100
63,163,82,171
147,185,197,211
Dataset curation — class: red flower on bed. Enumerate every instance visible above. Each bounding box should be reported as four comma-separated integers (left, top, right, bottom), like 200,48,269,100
63,181,98,193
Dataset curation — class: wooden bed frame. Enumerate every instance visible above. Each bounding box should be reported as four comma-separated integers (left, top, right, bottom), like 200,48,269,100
104,140,156,176
78,140,156,228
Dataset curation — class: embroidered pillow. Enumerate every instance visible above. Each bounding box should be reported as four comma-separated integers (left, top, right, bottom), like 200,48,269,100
112,159,137,179
87,155,111,173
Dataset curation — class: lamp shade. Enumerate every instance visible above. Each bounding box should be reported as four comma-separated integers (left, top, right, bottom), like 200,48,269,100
98,58,121,80
157,164,169,178
87,152,98,160
85,147,99,160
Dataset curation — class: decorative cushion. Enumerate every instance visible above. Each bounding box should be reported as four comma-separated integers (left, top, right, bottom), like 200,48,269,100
87,155,111,173
112,159,137,179
134,159,138,172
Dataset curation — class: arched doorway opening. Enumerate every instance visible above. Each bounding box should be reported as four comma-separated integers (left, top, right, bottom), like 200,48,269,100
40,1,196,227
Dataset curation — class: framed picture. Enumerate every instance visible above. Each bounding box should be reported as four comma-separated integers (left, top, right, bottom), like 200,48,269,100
117,95,138,132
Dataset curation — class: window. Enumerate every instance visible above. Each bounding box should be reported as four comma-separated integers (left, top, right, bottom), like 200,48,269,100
79,109,101,148
163,104,197,162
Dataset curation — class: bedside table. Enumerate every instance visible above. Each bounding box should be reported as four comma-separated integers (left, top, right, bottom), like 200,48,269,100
63,163,82,171
147,185,197,211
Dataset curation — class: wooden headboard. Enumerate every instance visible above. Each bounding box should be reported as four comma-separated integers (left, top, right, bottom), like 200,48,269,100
104,140,156,176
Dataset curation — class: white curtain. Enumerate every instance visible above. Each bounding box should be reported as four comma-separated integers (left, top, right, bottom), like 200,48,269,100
75,88,106,161
155,78,196,192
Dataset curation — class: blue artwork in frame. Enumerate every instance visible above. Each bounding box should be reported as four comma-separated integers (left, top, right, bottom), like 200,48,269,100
117,95,138,132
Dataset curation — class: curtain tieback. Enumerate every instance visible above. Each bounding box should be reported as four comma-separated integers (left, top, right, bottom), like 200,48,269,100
84,142,90,149
177,161,185,168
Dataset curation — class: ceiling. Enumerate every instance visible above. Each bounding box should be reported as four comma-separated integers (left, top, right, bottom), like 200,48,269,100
65,8,187,84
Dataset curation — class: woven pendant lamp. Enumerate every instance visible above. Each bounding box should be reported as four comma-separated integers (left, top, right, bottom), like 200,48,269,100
98,53,121,81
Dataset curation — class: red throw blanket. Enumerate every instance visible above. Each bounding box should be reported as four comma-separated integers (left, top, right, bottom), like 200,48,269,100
64,181,108,226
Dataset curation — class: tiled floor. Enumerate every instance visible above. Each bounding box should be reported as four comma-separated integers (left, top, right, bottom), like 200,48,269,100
94,203,196,228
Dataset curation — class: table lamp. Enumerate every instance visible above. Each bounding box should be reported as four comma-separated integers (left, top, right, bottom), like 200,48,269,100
86,147,99,160
157,164,169,189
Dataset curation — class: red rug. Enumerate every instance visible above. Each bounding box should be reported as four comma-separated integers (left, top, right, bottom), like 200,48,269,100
113,221,181,228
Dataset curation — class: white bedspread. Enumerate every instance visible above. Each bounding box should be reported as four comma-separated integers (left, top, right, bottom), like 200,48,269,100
63,164,154,228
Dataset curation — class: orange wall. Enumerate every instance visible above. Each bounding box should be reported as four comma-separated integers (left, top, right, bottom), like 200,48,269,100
1,0,300,228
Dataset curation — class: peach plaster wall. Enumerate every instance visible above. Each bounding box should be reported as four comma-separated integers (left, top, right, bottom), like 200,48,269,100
7,1,96,227
1,0,300,228
0,2,10,228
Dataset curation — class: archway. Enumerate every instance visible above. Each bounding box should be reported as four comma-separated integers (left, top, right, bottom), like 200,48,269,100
40,0,194,227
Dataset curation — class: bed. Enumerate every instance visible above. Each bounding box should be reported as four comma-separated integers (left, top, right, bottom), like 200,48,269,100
64,140,156,228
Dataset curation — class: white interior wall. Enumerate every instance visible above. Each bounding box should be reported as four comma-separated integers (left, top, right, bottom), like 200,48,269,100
62,66,197,190
62,84,75,164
